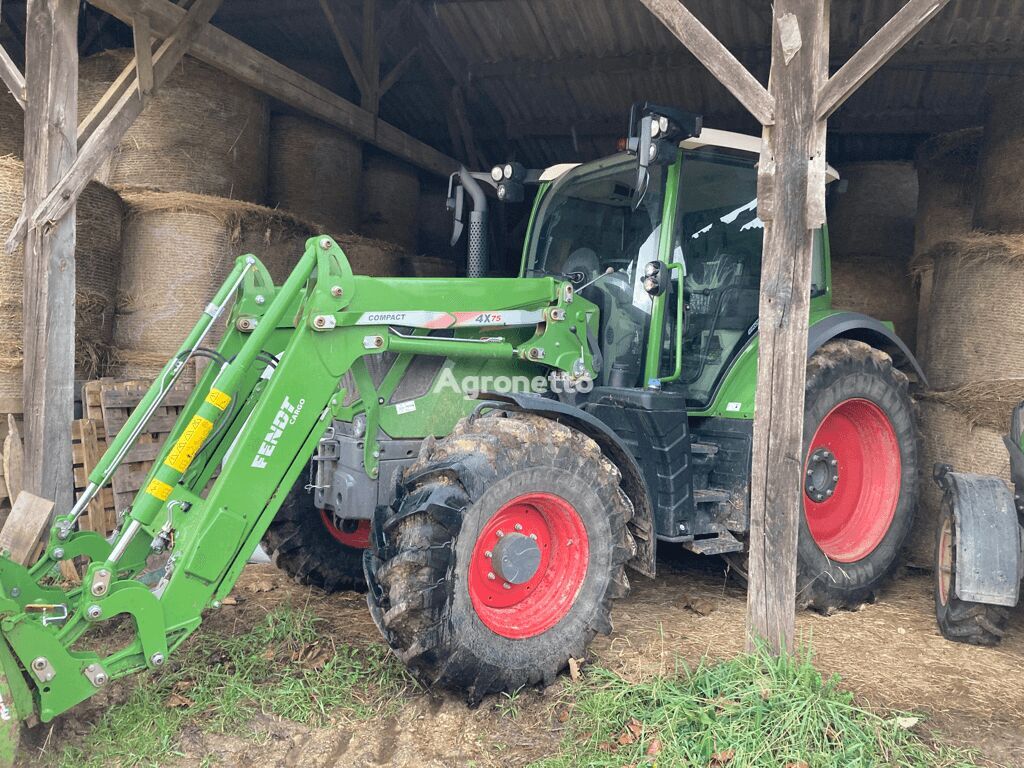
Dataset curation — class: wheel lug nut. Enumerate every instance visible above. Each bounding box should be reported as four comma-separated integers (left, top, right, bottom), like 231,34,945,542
832,475,838,482
826,489,834,497
806,469,813,476
484,551,493,559
496,529,504,538
829,459,838,466
514,523,523,531
502,582,511,590
529,533,537,540
487,572,496,580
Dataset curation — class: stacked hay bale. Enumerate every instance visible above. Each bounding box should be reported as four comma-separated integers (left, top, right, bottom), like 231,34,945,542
79,49,269,200
0,89,23,158
912,129,982,364
268,114,363,235
910,85,1024,564
828,162,919,352
361,151,421,252
0,157,123,403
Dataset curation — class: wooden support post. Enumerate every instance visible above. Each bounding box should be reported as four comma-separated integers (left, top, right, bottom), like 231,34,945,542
745,1,829,653
21,0,79,513
318,0,370,98
0,41,25,108
6,0,223,251
132,12,154,100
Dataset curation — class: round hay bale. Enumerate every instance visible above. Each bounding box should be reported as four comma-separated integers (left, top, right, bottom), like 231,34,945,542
361,152,420,251
975,78,1024,233
79,49,269,201
911,398,1012,566
914,128,982,257
405,255,457,277
111,192,317,382
829,162,918,260
0,89,23,159
920,233,1024,389
337,233,405,276
268,115,362,235
830,253,918,354
0,157,123,399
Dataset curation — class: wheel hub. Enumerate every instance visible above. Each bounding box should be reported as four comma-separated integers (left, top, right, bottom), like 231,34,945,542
804,446,839,502
492,532,542,584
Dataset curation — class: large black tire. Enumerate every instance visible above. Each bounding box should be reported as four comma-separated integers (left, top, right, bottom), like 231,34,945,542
934,498,1009,645
263,480,368,593
365,412,634,703
797,339,919,611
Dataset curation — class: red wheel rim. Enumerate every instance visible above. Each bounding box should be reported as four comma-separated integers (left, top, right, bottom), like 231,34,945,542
803,398,901,563
320,509,371,549
468,492,589,639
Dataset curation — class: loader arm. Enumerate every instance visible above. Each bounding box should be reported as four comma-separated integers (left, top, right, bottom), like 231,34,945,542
0,236,598,751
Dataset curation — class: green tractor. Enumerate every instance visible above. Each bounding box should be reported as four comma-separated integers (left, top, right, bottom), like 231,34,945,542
0,103,921,759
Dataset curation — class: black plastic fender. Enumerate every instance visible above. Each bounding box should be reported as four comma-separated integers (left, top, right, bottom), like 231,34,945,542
935,466,1023,607
474,392,657,578
809,311,927,385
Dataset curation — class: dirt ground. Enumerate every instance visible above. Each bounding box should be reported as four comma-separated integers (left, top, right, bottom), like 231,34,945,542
30,556,1024,767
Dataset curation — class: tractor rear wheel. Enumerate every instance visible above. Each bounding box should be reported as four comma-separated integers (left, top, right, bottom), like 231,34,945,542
934,499,1009,645
365,412,634,703
263,479,369,593
798,339,918,611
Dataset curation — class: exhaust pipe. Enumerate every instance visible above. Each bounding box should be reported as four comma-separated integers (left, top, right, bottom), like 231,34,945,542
459,167,489,278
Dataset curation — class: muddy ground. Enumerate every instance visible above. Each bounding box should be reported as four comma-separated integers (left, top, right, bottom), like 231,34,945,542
27,555,1024,767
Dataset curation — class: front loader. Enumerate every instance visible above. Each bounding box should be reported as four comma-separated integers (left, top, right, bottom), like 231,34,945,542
0,104,924,760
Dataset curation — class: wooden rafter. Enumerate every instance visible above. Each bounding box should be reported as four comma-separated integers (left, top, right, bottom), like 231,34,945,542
7,0,223,252
0,41,24,108
318,0,369,97
636,0,774,125
132,12,154,100
817,0,953,119
379,43,420,97
361,0,379,113
87,0,457,176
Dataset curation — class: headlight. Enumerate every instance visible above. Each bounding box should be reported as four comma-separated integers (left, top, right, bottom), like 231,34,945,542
490,166,504,182
503,163,514,180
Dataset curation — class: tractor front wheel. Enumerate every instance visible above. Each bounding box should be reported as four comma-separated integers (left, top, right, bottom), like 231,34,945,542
934,499,1009,645
263,479,369,592
365,412,633,703
798,339,918,611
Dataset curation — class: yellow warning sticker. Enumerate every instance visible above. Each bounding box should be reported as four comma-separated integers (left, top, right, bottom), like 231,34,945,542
146,478,174,501
164,415,214,473
205,388,231,411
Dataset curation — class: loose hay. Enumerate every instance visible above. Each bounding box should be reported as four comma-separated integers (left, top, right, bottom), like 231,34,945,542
0,157,122,399
79,50,269,202
919,232,1024,389
268,114,362,235
361,152,420,252
910,398,1011,566
975,77,1024,233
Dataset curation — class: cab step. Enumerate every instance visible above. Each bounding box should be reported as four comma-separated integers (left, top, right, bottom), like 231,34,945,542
682,526,744,556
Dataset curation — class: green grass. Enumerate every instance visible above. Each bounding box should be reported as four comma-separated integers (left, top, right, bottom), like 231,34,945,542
52,605,410,768
532,648,979,768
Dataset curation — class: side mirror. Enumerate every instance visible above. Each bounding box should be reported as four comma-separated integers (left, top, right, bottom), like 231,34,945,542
643,261,670,297
447,173,466,247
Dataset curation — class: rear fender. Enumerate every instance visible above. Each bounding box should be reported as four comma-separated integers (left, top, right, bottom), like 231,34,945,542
936,467,1023,606
474,392,656,578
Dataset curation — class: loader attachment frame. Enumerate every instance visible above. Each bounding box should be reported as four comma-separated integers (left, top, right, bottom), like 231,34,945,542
0,236,597,753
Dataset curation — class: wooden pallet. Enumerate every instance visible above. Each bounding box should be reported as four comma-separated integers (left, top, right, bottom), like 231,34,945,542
99,380,190,514
71,419,117,534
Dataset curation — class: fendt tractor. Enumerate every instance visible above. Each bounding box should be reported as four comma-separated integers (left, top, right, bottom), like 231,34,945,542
0,103,923,758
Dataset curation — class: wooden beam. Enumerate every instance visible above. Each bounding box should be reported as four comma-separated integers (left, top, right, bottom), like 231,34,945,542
745,0,829,654
87,0,457,176
379,43,419,96
7,0,223,252
132,11,153,99
77,50,138,147
817,0,953,120
318,0,369,97
21,0,79,514
636,0,774,126
0,41,25,108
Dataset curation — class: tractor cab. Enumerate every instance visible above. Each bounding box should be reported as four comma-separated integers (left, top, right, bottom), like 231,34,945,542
523,124,833,408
